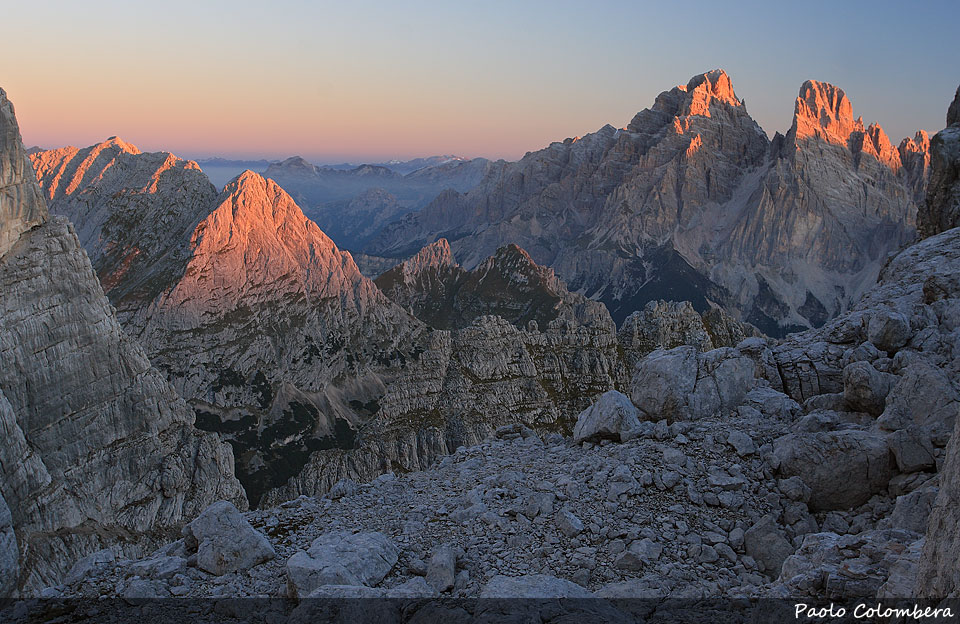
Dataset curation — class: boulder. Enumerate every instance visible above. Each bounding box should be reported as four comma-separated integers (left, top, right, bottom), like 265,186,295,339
878,356,959,440
573,390,642,443
64,548,115,585
425,544,458,593
126,556,188,580
867,309,912,352
182,500,275,576
630,346,755,422
744,515,793,578
287,531,398,599
883,487,939,534
888,428,937,473
727,430,756,456
842,361,896,415
772,430,895,511
556,509,584,537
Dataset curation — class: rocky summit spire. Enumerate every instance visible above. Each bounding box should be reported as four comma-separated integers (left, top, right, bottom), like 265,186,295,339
790,80,861,145
683,69,741,112
0,88,47,258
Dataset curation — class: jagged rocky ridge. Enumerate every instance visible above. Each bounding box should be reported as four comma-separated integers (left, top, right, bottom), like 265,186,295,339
368,70,928,337
0,88,245,597
374,238,613,331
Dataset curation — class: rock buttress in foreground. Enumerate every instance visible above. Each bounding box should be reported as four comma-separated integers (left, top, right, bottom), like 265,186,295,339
0,87,244,595
918,85,960,238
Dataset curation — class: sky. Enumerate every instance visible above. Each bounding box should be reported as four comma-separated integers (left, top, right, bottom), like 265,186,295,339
3,1,958,164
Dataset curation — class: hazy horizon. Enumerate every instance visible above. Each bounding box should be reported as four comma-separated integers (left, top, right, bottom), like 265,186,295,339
5,1,958,163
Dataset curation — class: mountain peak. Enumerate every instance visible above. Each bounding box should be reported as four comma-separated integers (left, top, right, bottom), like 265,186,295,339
215,170,315,232
275,156,317,174
791,80,862,145
404,238,456,273
100,136,141,155
686,69,739,107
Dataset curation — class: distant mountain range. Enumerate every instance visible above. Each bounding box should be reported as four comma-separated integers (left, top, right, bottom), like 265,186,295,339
366,70,929,337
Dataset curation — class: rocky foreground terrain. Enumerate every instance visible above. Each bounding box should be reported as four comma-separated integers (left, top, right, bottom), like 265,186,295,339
2,79,960,623
8,216,960,620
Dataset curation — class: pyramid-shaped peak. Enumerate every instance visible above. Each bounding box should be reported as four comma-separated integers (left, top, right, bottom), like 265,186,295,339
100,136,141,155
214,169,317,231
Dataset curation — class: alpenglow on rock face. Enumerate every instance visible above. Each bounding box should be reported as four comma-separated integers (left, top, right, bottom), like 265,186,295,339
31,147,429,505
367,71,927,336
30,144,633,508
0,88,245,595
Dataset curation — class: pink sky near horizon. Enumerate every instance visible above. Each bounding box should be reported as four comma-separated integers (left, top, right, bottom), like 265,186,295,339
4,1,957,164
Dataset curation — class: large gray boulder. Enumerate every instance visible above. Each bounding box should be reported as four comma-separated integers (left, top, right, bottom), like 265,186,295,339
425,544,458,593
772,430,896,511
878,355,959,441
883,486,939,534
286,531,398,599
842,361,896,415
744,515,794,578
573,390,641,443
630,346,755,422
0,492,18,598
866,308,912,353
182,500,275,576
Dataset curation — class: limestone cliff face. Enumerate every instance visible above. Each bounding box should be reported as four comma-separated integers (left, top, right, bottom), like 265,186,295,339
81,166,427,506
916,83,960,598
918,85,960,238
262,312,627,505
368,72,926,337
0,89,45,257
0,93,244,595
617,300,761,368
